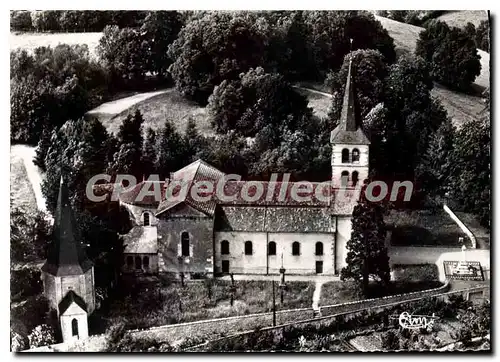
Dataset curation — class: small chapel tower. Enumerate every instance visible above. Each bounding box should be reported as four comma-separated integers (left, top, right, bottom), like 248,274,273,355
330,58,370,188
41,177,95,343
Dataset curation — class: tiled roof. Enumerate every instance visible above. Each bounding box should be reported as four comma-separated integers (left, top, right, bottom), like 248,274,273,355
119,181,166,206
216,206,334,233
122,226,158,254
58,290,87,315
156,159,225,216
330,126,370,145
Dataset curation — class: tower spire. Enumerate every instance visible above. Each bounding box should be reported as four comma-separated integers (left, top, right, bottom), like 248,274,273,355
41,175,93,276
339,55,358,131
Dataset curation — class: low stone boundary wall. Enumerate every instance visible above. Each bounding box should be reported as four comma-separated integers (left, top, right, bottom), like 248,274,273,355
319,280,450,316
443,204,477,248
130,307,314,345
187,285,488,351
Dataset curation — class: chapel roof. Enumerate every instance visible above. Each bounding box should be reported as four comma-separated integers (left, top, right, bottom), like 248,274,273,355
58,290,87,315
41,177,93,277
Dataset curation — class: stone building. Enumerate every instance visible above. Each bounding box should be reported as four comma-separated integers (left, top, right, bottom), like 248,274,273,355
41,177,95,343
118,59,370,277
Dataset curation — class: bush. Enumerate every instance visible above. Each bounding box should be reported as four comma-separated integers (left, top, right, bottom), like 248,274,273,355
10,268,43,302
28,324,56,348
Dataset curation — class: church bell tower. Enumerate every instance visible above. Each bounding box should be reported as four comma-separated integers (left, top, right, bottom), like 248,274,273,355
330,58,370,188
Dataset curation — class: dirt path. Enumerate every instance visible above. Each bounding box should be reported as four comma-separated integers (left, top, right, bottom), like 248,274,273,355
312,281,324,311
86,89,169,117
11,145,50,219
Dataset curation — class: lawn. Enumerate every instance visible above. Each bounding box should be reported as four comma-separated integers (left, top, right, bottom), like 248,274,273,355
102,278,314,330
386,209,468,247
10,151,37,213
9,32,102,58
105,89,213,137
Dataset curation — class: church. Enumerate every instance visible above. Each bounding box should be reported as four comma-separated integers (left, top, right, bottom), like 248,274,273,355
118,59,370,277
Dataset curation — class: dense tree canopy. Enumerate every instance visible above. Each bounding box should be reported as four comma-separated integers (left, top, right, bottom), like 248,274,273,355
208,67,312,136
168,12,271,104
416,20,481,91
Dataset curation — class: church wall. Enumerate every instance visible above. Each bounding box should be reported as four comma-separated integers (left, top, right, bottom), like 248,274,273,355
157,216,214,275
214,232,335,275
335,216,352,273
121,203,159,227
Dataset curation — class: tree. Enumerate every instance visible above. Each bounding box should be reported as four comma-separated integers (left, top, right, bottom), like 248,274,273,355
10,208,51,264
341,197,390,297
304,11,395,79
476,20,490,52
415,118,455,200
416,20,481,91
98,25,148,87
167,11,271,104
447,116,490,228
140,11,184,79
382,54,448,179
34,127,53,171
156,120,187,177
10,11,33,31
327,49,388,122
142,127,158,177
183,118,205,163
208,67,312,137
28,324,56,348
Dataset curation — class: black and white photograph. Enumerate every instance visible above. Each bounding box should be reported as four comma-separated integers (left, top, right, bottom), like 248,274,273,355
8,8,491,353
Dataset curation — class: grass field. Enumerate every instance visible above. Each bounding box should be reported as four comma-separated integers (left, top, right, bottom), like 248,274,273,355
10,151,37,213
9,32,102,58
103,279,314,330
106,89,213,137
386,209,469,247
437,10,489,28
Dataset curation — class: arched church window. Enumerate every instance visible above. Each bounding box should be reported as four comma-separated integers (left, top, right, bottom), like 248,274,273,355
221,240,230,255
72,318,78,337
143,256,150,268
352,149,360,163
143,212,150,226
352,171,359,186
292,242,301,256
268,241,276,256
245,241,253,255
315,242,324,256
341,171,349,187
135,256,142,269
341,148,350,163
181,232,190,257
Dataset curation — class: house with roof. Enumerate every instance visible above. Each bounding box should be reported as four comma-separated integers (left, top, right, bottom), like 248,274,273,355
117,59,370,277
41,177,95,343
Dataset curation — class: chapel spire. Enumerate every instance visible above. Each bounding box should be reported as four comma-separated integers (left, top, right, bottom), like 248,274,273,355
41,176,93,276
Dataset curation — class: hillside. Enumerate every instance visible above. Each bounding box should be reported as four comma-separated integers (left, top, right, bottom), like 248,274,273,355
437,10,488,28
375,15,489,127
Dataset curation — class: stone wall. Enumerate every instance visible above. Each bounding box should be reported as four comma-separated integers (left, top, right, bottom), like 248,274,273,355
319,280,450,316
130,307,314,345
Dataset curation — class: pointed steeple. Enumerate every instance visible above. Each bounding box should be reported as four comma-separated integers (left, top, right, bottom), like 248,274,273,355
41,176,93,276
339,58,358,132
330,53,370,145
